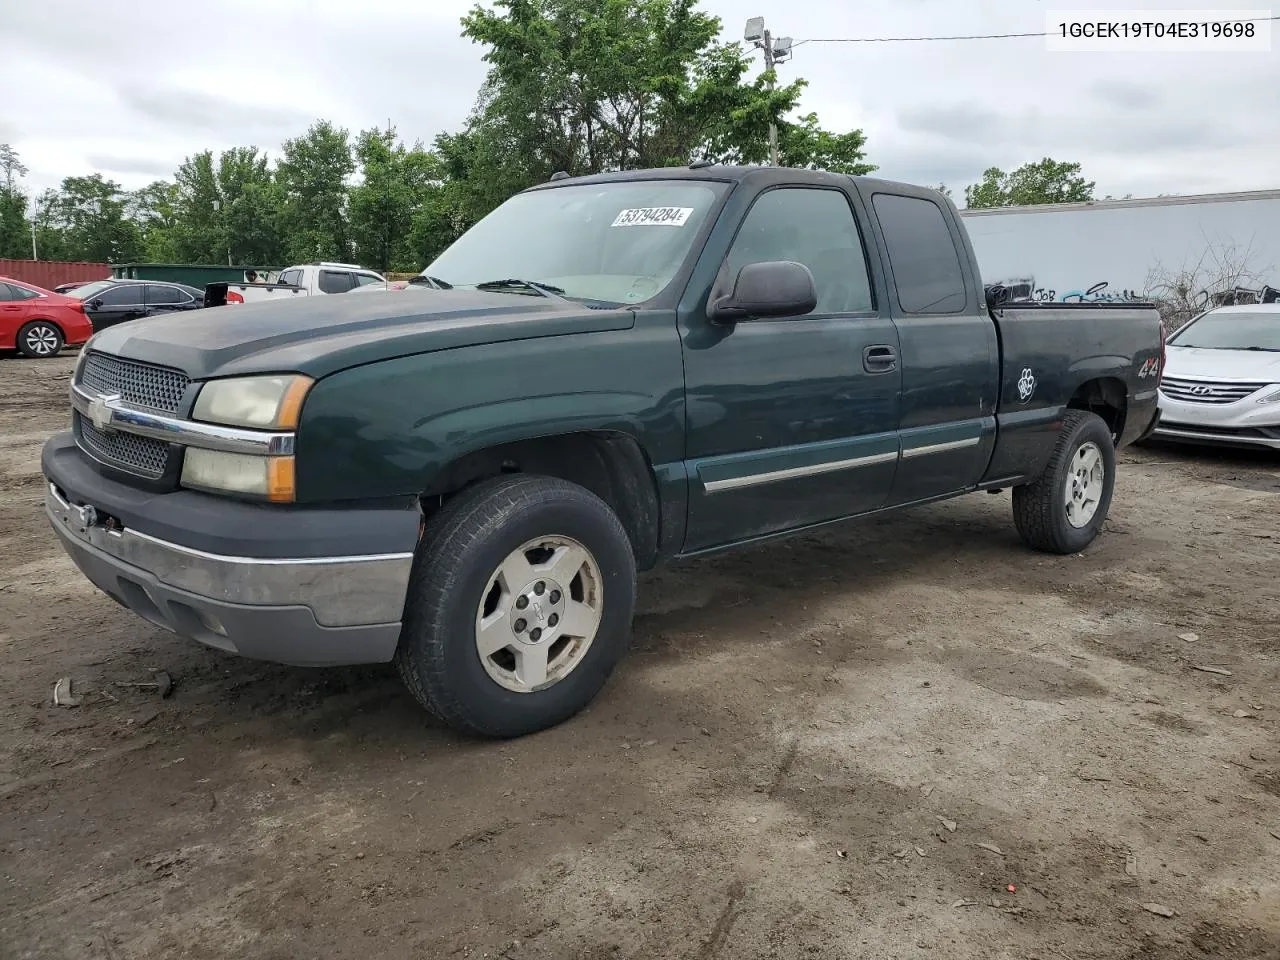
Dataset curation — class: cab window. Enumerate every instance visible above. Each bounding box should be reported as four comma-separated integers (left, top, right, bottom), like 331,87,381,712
725,187,874,315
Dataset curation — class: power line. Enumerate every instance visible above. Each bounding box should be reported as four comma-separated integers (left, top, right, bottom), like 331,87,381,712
795,15,1280,45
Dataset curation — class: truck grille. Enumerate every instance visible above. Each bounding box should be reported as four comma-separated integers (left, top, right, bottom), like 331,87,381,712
76,416,172,479
1159,376,1269,405
79,352,190,414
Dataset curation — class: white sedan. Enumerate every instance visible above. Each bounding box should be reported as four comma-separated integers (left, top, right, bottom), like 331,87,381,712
1154,304,1280,450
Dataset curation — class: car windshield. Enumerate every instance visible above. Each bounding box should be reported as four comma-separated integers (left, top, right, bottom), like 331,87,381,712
1169,310,1280,350
66,280,115,300
421,180,726,306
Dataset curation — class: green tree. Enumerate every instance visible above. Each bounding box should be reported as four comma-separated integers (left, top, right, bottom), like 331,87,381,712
455,0,873,199
350,127,442,272
276,120,355,263
964,158,1095,209
41,174,142,262
171,151,225,262
129,180,181,261
0,144,32,259
218,147,285,265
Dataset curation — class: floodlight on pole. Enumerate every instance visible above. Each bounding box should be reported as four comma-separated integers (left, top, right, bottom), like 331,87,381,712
745,17,788,166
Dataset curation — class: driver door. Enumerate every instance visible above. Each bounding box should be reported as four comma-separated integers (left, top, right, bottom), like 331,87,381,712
679,184,902,552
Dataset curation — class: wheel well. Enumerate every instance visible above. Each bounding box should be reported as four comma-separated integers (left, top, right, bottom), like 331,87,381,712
1067,377,1127,442
23,318,65,334
422,432,662,570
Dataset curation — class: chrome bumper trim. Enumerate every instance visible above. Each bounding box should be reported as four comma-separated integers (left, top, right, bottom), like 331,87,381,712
71,383,294,456
45,483,413,627
1152,425,1280,449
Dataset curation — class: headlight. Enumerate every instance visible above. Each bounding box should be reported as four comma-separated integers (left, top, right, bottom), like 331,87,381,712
181,448,296,502
1258,386,1280,404
192,374,313,429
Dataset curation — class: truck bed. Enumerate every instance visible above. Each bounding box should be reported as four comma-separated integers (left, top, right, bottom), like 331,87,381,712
983,300,1163,484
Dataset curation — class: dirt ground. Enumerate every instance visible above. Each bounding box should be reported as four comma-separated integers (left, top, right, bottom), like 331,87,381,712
2,353,1278,960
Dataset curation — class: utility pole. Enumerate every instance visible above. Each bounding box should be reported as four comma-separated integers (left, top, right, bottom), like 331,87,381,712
744,17,793,167
29,196,38,260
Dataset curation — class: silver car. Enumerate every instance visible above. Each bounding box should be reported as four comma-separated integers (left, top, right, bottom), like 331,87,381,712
1154,304,1280,450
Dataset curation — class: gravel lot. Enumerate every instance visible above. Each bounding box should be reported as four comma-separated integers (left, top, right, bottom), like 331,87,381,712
2,353,1278,960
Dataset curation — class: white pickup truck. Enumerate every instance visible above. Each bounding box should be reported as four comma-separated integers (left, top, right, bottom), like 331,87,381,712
204,262,389,306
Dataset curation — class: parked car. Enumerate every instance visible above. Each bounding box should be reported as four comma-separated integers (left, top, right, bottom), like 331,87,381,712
1153,304,1280,450
41,164,1163,739
204,262,388,306
65,279,205,332
0,276,94,358
53,281,97,294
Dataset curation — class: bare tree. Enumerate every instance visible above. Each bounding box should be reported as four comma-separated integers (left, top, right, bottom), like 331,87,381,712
1143,238,1277,338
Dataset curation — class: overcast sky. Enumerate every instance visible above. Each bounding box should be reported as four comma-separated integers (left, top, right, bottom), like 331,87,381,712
2,0,1276,202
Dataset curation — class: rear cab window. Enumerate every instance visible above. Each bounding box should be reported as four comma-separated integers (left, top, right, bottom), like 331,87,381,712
319,270,355,294
872,193,968,314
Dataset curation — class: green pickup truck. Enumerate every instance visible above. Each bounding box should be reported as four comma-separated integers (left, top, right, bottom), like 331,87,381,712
41,165,1164,737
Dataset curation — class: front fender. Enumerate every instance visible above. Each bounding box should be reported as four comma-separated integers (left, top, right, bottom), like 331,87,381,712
294,317,686,503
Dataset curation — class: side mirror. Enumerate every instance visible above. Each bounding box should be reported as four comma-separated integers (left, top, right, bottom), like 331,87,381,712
89,299,103,309
710,260,817,323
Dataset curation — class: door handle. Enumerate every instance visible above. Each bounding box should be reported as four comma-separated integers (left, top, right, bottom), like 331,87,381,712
863,344,897,373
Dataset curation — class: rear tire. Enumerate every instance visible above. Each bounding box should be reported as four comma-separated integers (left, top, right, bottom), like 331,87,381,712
394,474,637,738
16,321,64,359
1012,410,1116,554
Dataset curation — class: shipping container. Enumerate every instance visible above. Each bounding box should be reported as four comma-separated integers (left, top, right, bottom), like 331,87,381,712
111,263,282,287
0,259,112,290
960,188,1280,306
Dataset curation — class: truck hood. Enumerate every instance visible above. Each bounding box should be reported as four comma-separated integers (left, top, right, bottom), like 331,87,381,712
86,288,635,380
1164,345,1280,382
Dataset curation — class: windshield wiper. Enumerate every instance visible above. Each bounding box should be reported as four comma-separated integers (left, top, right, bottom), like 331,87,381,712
474,278,567,299
1241,345,1280,351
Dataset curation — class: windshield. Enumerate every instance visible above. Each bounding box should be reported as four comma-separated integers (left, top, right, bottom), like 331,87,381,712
1168,309,1280,350
422,180,726,305
66,280,115,300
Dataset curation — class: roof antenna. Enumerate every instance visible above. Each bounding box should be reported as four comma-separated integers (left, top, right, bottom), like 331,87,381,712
549,171,571,181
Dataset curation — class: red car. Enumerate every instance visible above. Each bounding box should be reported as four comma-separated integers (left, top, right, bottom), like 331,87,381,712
0,277,95,359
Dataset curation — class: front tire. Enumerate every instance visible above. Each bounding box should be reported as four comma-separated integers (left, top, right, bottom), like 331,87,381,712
395,474,637,738
16,321,64,359
1012,410,1117,554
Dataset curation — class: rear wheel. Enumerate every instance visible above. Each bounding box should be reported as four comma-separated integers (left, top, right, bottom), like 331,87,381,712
395,474,636,738
16,321,64,359
1012,410,1117,554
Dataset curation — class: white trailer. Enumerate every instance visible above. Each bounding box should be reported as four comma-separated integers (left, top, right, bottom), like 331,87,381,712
960,189,1280,307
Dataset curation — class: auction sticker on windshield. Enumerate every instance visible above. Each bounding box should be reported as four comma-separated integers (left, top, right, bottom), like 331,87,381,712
611,207,695,227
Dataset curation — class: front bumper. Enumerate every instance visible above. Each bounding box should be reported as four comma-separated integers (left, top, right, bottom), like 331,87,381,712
1154,391,1280,450
42,433,420,666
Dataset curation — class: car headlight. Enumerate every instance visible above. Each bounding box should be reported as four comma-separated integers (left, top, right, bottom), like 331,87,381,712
185,374,311,501
1258,386,1280,404
192,374,313,429
181,449,296,502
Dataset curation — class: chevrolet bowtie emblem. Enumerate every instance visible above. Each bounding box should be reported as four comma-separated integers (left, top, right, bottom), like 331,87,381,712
88,394,120,432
